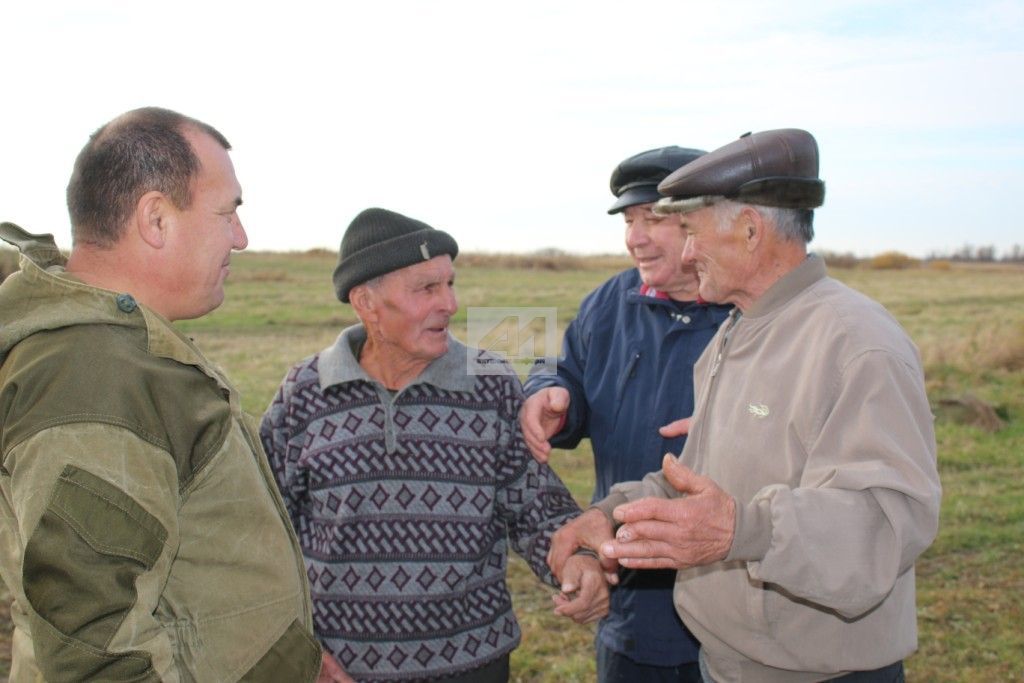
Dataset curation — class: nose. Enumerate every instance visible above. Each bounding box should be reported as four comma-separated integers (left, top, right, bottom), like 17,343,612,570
680,234,695,264
625,221,649,250
233,216,249,251
443,285,458,316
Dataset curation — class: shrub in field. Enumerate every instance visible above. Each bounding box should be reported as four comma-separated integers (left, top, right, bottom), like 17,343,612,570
926,259,953,271
819,250,861,268
869,251,918,269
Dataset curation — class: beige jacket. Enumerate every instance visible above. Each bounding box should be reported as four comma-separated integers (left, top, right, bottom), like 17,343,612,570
596,255,941,682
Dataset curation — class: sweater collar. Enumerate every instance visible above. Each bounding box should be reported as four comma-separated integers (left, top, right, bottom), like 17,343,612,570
743,253,827,319
318,324,476,393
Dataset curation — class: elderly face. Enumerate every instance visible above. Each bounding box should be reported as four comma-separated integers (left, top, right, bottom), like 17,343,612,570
623,203,700,300
679,204,754,308
362,255,458,365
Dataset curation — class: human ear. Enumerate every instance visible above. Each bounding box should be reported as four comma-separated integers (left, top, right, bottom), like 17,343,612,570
135,191,169,249
349,285,377,323
741,207,764,252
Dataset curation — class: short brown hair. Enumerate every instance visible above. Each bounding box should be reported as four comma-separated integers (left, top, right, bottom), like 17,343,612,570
66,107,231,247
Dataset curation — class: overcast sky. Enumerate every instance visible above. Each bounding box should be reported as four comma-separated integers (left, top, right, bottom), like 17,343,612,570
2,1,1022,258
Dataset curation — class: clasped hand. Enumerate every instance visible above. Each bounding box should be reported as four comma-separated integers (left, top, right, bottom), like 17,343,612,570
549,454,736,578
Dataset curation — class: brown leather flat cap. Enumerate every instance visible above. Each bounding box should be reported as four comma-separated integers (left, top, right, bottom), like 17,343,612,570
655,129,825,213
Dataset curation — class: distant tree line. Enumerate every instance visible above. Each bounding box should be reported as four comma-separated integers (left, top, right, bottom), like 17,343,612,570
926,244,1024,263
818,244,1024,269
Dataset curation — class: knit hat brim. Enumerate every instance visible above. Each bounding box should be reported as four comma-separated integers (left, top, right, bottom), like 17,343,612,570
333,228,459,303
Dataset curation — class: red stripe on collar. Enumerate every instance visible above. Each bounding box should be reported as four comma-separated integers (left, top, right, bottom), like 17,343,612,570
639,283,671,300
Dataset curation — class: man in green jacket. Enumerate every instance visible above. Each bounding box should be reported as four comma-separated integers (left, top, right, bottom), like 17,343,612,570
0,108,325,681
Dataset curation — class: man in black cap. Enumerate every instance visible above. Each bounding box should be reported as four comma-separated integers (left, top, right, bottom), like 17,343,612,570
549,130,941,681
260,208,610,683
520,148,732,682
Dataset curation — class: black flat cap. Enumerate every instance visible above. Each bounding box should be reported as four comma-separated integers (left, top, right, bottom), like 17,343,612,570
655,129,825,214
332,208,458,303
608,146,706,214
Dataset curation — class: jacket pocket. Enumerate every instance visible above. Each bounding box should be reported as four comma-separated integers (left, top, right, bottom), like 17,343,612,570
239,618,322,683
23,464,166,682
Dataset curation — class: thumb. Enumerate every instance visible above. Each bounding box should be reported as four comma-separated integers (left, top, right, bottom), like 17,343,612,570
661,454,702,495
659,416,691,438
548,387,570,414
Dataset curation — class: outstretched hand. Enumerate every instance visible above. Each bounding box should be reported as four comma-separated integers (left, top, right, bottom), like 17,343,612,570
520,387,571,462
600,455,735,570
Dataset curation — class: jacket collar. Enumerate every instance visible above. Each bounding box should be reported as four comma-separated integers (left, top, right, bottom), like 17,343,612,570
318,324,477,393
0,223,234,396
744,253,827,319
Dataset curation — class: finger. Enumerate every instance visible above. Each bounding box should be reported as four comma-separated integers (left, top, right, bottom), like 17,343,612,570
547,535,578,579
615,518,685,544
661,454,703,495
612,497,675,524
523,431,551,463
616,555,681,570
547,387,570,414
658,416,691,438
558,557,582,594
601,537,680,562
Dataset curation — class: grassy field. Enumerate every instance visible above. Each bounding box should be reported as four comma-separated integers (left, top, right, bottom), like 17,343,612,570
1,250,1022,681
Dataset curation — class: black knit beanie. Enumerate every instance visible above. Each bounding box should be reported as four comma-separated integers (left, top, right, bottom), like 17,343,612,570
332,208,459,303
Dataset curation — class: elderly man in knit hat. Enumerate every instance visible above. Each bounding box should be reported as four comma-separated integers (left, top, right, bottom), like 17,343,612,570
549,130,941,682
520,146,731,683
261,207,609,683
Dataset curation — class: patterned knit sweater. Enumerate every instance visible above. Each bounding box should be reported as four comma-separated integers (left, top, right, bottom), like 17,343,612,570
260,326,582,682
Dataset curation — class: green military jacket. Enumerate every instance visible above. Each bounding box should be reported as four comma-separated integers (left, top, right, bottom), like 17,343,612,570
0,223,320,682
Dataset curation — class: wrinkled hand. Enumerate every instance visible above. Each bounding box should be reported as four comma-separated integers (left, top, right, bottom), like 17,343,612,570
318,651,354,683
548,508,618,584
658,416,692,439
552,553,611,624
601,455,735,570
520,387,570,462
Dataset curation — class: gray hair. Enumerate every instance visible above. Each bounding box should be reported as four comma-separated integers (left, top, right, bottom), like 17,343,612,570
712,200,814,244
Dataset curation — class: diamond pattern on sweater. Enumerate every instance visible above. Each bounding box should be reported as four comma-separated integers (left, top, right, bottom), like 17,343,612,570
414,645,434,667
417,567,436,591
391,567,410,591
262,348,578,681
418,407,439,430
396,484,414,508
421,485,440,510
447,488,465,510
445,411,465,433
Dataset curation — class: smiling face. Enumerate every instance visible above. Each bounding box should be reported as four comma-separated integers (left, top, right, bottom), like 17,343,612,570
162,128,247,320
679,203,757,309
361,255,458,370
623,203,700,301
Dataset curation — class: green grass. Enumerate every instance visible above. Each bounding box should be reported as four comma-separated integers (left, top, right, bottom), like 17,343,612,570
1,253,1021,681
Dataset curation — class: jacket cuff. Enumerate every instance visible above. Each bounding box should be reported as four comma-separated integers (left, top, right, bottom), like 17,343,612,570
725,495,773,562
589,491,629,524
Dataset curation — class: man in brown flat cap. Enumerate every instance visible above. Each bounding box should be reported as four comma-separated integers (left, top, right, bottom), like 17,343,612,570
549,130,941,682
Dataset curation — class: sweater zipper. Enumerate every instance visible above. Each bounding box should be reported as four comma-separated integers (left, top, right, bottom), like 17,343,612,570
709,311,741,378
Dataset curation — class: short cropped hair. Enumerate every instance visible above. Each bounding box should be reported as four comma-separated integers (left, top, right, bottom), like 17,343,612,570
713,200,814,244
66,107,230,247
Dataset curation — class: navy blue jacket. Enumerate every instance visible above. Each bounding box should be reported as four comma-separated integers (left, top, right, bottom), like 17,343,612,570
524,268,731,666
